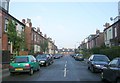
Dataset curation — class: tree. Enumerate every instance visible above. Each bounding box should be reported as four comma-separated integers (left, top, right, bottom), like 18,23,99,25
7,19,17,44
7,19,26,55
7,19,17,54
40,39,48,53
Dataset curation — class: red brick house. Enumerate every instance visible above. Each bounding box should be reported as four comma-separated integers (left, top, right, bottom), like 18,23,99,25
1,8,25,53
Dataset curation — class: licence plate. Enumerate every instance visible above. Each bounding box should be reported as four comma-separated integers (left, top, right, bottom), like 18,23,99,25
15,68,23,71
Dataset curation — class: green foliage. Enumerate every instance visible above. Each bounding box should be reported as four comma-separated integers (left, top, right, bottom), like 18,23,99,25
86,46,120,60
89,47,101,54
40,40,48,53
81,48,91,58
100,46,120,60
7,19,26,55
7,20,17,43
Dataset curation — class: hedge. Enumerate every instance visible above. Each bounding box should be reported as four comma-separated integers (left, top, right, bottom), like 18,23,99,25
100,46,120,60
88,46,120,60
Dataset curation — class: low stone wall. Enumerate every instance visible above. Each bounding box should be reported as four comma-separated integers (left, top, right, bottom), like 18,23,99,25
19,51,28,55
2,64,9,69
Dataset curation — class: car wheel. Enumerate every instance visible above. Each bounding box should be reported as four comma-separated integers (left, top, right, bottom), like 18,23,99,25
88,66,90,70
37,66,40,71
29,68,33,75
45,63,48,67
90,66,95,73
116,79,120,83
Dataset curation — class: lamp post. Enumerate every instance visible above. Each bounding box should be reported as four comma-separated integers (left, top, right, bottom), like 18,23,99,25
75,42,80,53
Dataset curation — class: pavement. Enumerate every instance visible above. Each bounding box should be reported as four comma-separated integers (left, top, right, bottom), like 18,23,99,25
0,68,9,83
2,68,9,78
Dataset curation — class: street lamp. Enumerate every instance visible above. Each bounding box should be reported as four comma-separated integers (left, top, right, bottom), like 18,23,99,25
75,42,80,53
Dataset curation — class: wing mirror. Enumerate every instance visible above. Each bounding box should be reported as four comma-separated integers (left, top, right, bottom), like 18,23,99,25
90,59,93,61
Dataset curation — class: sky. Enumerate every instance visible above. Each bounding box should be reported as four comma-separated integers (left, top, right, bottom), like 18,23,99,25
9,0,119,49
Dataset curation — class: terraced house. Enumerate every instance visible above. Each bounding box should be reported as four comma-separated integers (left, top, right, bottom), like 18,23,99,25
1,0,25,53
104,16,120,47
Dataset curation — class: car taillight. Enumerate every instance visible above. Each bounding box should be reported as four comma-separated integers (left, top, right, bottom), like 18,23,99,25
9,65,14,69
25,64,30,68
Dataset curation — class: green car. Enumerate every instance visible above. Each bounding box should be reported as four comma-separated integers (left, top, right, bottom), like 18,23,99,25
9,55,40,75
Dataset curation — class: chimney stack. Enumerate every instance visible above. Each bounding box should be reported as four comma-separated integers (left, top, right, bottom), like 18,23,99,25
22,19,26,24
44,34,47,38
96,29,100,34
103,23,110,28
29,22,32,27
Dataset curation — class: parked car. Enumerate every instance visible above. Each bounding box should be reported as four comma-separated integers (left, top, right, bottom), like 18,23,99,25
74,54,84,61
101,57,120,83
73,54,77,58
54,54,61,59
48,54,54,63
36,54,52,66
87,54,110,73
9,55,40,76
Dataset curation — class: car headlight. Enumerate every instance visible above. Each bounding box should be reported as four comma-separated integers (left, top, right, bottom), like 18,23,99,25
79,56,83,58
40,61,45,63
94,65,101,67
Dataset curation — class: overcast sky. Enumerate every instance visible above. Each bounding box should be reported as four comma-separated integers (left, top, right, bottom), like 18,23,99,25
9,0,118,49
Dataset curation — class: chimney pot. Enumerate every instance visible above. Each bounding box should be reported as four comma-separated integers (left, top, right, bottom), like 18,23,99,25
22,19,25,24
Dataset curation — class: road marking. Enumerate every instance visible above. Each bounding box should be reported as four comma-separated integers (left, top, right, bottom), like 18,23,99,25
66,61,67,64
64,68,67,77
63,61,68,77
65,64,66,67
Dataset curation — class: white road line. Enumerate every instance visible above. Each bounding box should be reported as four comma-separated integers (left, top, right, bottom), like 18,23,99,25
66,61,67,64
63,61,68,77
65,64,66,67
64,68,67,77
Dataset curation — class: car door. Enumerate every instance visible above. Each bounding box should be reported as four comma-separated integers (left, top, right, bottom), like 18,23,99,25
88,55,93,68
106,59,119,81
47,54,51,64
32,56,39,69
30,56,36,70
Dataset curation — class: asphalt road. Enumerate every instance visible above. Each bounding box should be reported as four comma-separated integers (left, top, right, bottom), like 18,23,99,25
2,55,103,82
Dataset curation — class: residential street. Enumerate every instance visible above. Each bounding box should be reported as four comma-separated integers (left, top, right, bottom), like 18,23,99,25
2,55,102,82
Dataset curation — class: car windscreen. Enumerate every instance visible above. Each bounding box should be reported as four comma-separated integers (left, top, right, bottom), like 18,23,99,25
15,57,28,63
93,56,109,62
76,54,83,56
36,54,47,59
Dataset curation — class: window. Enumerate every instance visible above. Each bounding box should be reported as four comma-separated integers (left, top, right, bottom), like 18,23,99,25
89,55,93,61
15,57,28,63
108,28,112,39
4,18,8,32
32,56,36,62
115,27,117,37
30,56,34,62
104,31,107,41
109,59,118,67
32,33,33,40
35,34,36,41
